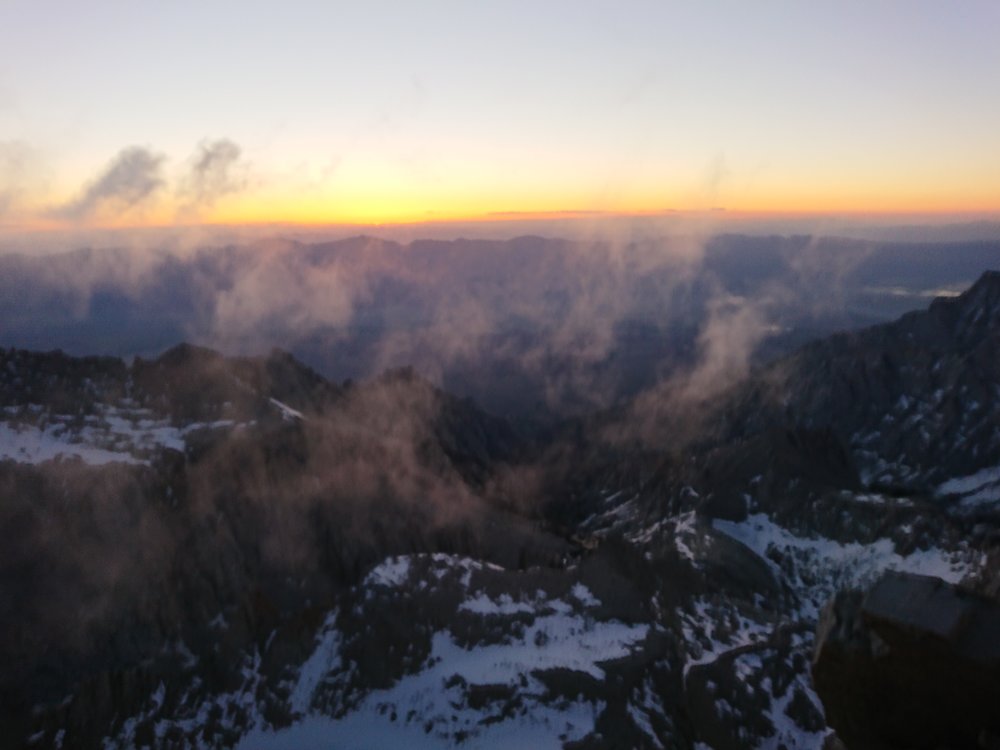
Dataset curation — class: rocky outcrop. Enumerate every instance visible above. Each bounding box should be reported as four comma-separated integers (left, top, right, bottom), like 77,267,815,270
812,571,1000,749
728,270,1000,491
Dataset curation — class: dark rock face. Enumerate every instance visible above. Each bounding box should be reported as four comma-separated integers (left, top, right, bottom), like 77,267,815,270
562,269,1000,550
813,571,1000,750
727,270,1000,492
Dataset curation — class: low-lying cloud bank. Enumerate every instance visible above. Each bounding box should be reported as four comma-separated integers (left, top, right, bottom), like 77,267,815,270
1,227,997,428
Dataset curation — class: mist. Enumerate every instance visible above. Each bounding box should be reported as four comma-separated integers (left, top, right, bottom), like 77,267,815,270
2,226,997,431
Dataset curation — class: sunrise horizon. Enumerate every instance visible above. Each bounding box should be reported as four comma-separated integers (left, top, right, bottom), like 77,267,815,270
4,1,999,240
7,204,1000,238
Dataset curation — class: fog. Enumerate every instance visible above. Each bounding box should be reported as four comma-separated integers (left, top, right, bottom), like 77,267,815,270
1,227,997,428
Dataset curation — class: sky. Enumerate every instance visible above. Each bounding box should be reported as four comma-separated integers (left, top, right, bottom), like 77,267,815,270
1,0,999,230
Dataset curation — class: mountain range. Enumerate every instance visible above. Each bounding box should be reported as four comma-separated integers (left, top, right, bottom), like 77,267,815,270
1,269,998,749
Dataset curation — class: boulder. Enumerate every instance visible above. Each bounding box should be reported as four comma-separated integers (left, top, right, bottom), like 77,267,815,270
812,571,1000,749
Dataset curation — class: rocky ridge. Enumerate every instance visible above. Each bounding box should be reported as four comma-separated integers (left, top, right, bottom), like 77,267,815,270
1,271,999,749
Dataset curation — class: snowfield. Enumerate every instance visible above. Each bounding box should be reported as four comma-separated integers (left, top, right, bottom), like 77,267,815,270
243,554,648,749
239,613,644,750
0,404,236,466
107,553,653,750
0,421,142,465
713,513,977,619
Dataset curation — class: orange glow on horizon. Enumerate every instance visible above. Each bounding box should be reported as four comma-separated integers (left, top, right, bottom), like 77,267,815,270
192,184,1000,228
8,183,1000,234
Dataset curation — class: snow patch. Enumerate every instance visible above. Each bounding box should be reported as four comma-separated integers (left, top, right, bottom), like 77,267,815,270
937,465,1000,507
238,609,645,750
0,405,237,466
713,513,974,619
269,398,303,422
459,592,536,616
0,422,141,465
364,556,413,588
289,612,341,714
571,583,600,608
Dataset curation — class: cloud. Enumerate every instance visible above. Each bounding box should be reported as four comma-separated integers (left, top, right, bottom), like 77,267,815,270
177,138,248,217
54,146,165,221
208,240,361,347
39,139,247,225
682,292,770,401
366,232,710,416
0,140,43,219
0,217,881,438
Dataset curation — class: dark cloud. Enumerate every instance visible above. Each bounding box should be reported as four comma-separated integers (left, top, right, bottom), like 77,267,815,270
54,146,165,221
178,138,247,216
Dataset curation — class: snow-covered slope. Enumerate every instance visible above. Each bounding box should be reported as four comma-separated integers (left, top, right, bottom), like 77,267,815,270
0,403,233,465
102,553,673,750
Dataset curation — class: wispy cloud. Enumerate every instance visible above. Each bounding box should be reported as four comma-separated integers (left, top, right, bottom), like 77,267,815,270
177,138,248,217
0,140,42,219
53,146,165,221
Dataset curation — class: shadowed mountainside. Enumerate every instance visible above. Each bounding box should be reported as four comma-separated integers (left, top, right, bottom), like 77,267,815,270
0,271,998,748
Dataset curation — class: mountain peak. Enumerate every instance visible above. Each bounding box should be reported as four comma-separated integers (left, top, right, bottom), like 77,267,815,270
149,342,225,369
930,268,1000,336
960,268,1000,304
